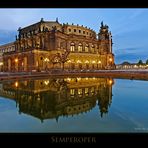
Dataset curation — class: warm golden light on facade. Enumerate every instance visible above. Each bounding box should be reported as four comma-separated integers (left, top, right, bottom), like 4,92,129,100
77,77,81,81
15,82,18,88
92,61,96,64
67,60,71,63
44,80,49,85
78,89,82,95
85,60,89,63
109,58,112,62
0,62,3,66
109,80,113,85
134,65,137,68
85,88,89,94
77,60,82,63
67,78,71,81
44,58,49,62
70,89,75,96
0,19,115,72
37,94,40,101
15,58,18,63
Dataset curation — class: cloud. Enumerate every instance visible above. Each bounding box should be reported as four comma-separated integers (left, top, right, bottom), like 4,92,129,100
0,30,16,45
0,8,148,64
128,9,145,19
115,47,148,64
0,9,51,30
113,9,147,37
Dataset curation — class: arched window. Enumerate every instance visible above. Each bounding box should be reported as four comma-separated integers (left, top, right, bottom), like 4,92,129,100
85,44,89,52
23,57,27,71
85,60,89,69
85,88,89,94
78,89,82,97
70,89,75,96
78,43,83,52
70,43,75,52
8,59,11,71
39,56,44,67
91,45,95,53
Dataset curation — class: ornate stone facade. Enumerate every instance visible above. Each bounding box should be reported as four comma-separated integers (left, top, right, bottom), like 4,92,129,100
0,18,115,72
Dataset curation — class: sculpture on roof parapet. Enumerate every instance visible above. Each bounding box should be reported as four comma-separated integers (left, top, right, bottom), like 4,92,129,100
18,27,21,31
101,21,104,27
40,18,44,22
56,17,59,23
15,35,18,40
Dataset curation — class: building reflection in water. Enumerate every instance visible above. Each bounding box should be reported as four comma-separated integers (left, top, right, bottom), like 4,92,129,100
0,77,114,122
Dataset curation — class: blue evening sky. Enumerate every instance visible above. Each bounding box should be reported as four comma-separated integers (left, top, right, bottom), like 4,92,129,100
0,8,148,64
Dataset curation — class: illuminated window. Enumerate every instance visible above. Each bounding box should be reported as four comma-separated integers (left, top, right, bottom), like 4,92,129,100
70,43,75,52
85,44,89,52
70,89,75,96
91,45,95,53
85,60,89,64
78,89,82,95
85,88,89,94
78,43,83,52
54,57,59,63
91,87,95,95
91,87,95,92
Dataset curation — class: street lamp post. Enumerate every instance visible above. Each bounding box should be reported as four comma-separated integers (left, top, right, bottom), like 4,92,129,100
44,58,49,71
36,43,40,72
67,60,71,71
15,81,19,106
59,49,70,71
109,58,112,69
0,62,3,72
98,61,101,69
15,58,18,72
21,62,24,71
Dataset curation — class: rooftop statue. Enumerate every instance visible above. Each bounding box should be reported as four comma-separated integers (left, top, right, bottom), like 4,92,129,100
101,21,104,27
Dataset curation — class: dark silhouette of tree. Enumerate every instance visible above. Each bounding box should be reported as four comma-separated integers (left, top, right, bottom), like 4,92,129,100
59,50,70,70
51,53,61,68
51,49,70,70
146,59,148,65
138,60,143,65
